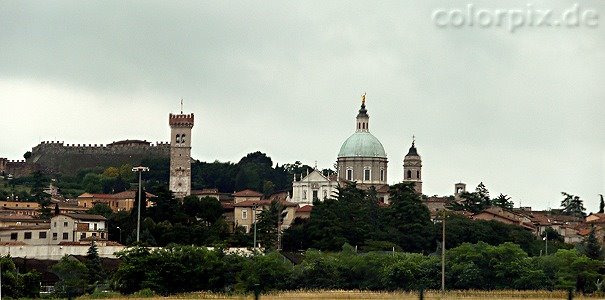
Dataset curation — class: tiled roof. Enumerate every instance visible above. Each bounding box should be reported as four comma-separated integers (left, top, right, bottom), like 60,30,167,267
78,191,156,200
192,188,219,195
0,224,51,231
233,200,297,208
60,213,107,221
233,189,263,197
0,214,34,220
296,205,313,213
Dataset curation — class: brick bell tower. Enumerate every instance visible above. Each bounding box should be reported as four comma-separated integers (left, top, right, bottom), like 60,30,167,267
169,106,194,199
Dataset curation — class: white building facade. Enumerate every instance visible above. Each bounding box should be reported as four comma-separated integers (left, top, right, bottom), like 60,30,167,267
291,169,339,205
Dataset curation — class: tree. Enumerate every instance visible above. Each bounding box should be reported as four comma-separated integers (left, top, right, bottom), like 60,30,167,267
584,227,603,260
386,183,435,252
599,194,604,214
449,183,492,213
492,193,514,210
0,255,41,298
560,192,586,218
51,256,89,299
85,242,106,284
87,203,113,218
256,201,282,249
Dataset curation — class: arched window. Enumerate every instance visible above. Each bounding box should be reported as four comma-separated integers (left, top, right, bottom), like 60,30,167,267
407,170,412,179
181,134,186,144
175,134,181,144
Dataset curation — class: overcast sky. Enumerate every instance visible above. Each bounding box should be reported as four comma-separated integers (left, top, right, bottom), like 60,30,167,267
0,1,603,211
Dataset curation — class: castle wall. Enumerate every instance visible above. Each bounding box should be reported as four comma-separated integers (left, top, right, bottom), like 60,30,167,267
19,140,170,176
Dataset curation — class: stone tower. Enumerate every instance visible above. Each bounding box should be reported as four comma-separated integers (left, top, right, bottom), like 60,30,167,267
169,112,194,198
403,139,422,194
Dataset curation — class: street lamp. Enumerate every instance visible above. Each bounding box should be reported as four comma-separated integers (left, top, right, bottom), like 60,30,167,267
441,209,446,293
131,166,149,243
252,204,258,250
116,226,122,244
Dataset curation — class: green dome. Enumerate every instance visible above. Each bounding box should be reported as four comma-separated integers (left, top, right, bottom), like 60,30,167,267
338,132,387,158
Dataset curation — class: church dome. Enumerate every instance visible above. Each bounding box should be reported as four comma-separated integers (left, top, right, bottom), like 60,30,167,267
338,132,387,158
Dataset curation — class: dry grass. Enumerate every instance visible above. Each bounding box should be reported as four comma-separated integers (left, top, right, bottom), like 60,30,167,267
88,290,605,300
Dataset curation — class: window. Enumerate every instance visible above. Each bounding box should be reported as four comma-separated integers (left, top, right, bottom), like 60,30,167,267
181,134,186,144
94,223,97,230
380,169,385,181
24,232,32,239
323,190,327,199
302,191,307,200
417,170,420,179
407,170,412,179
364,169,371,181
176,134,181,143
53,222,57,227
63,222,68,227
39,232,47,239
62,233,68,240
101,232,105,239
80,233,86,239
346,169,353,181
312,190,318,200
242,210,248,220
84,203,87,208
242,225,249,233
10,232,17,240
92,232,97,237
52,233,58,240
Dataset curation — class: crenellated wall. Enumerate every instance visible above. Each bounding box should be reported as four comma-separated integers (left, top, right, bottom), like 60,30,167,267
1,139,171,176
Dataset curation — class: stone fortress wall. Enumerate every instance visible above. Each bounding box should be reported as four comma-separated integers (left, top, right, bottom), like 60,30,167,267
1,140,170,176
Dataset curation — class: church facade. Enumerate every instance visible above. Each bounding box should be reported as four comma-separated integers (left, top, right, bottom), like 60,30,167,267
291,94,423,205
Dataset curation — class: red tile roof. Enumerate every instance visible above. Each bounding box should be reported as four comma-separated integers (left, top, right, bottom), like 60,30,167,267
296,205,313,213
78,191,156,200
192,188,219,195
233,199,297,208
233,189,263,197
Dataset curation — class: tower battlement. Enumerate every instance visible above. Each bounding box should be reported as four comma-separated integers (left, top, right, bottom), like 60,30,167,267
169,113,194,127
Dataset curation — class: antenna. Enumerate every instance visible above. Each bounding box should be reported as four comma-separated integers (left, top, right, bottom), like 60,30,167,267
180,98,183,114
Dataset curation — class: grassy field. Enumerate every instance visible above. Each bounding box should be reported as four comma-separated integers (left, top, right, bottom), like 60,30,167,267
83,290,605,299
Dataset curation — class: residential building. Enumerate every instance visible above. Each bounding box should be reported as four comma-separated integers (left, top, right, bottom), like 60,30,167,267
0,213,107,245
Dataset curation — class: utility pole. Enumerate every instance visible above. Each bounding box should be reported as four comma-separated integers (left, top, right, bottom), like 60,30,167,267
132,166,149,243
276,201,282,251
441,209,446,293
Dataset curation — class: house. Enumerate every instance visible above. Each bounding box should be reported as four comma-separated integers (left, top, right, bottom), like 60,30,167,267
0,224,51,245
0,201,40,217
50,213,108,243
77,191,156,212
232,197,298,233
0,213,107,245
233,189,263,204
295,205,313,219
472,207,535,231
0,214,47,228
191,188,220,200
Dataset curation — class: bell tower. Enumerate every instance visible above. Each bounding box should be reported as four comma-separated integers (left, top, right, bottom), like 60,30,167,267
403,137,422,194
169,107,194,199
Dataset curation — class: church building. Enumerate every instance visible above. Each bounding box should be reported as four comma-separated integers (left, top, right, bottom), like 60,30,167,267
336,93,390,202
